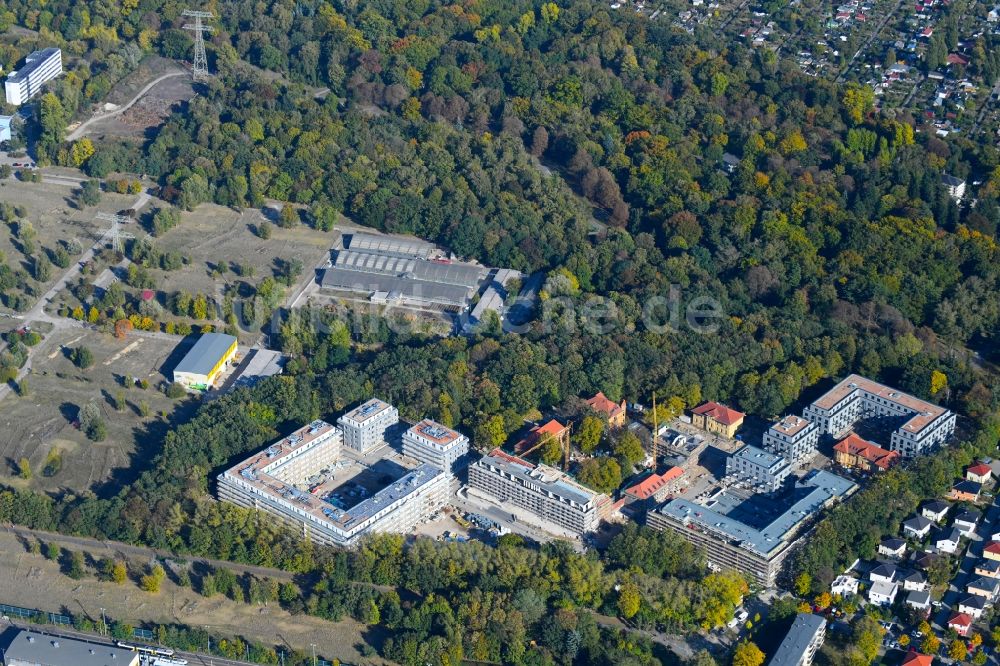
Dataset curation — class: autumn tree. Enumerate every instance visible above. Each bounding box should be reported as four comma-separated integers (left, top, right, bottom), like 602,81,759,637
731,640,764,666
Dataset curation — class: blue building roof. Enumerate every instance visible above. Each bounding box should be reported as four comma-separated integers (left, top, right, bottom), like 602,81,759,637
657,470,856,557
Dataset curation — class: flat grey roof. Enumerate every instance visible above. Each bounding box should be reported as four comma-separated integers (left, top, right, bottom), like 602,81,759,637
768,614,826,666
476,449,602,508
339,398,394,425
6,48,60,83
3,630,138,666
338,464,443,528
173,332,237,376
320,267,475,307
347,232,435,258
657,470,856,557
732,444,785,468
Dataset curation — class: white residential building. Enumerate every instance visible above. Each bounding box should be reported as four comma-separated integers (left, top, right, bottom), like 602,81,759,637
831,575,859,597
942,174,966,201
936,527,962,554
958,595,986,619
337,398,399,452
901,570,928,592
4,48,62,106
469,448,611,535
767,613,826,666
906,590,931,611
921,500,950,523
902,515,932,539
402,419,469,476
868,580,899,606
762,415,819,465
802,374,956,457
217,419,448,547
726,444,792,492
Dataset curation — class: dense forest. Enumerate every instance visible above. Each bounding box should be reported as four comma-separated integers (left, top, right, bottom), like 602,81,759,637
1,0,1000,663
3,0,997,417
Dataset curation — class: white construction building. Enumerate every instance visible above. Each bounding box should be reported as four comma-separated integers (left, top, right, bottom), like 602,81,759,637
402,419,469,476
5,48,63,106
337,398,399,452
217,419,448,547
762,415,819,464
726,444,793,492
803,374,955,457
468,448,612,535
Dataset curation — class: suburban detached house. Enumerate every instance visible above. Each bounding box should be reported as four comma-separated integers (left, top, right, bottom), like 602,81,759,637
921,500,950,523
903,515,933,539
958,595,987,619
901,570,928,592
947,611,973,637
869,563,898,585
991,528,1000,542
948,480,982,502
690,401,745,438
901,649,934,666
983,541,1000,562
879,537,907,558
935,527,962,554
905,590,932,612
912,551,939,571
868,580,899,606
831,575,860,597
967,576,1000,601
966,461,993,484
975,559,1000,578
954,509,982,536
903,515,933,540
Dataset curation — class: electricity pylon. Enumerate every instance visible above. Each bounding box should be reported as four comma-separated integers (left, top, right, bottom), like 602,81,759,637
95,212,133,254
182,9,215,81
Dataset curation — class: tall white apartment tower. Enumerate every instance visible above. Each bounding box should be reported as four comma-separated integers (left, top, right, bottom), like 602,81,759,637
337,398,399,452
402,419,469,476
5,48,63,106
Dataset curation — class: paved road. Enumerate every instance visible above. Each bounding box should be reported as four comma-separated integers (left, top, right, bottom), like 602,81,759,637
41,172,86,188
2,524,296,582
67,72,187,142
2,620,264,666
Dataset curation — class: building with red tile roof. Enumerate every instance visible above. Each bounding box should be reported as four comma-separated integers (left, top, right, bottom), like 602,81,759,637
901,650,933,666
947,611,972,636
585,391,627,428
983,541,1000,561
833,434,900,472
691,401,745,438
514,419,570,456
967,461,993,484
623,467,684,504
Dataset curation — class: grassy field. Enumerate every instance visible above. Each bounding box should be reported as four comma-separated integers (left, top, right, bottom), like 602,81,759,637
0,531,383,665
0,178,138,312
0,326,193,496
149,205,332,297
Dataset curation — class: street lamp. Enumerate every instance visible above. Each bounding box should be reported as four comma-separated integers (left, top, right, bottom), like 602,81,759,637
310,644,317,666
99,608,107,637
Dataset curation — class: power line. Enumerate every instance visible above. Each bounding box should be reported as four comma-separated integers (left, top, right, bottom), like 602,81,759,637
95,212,134,254
182,9,215,81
